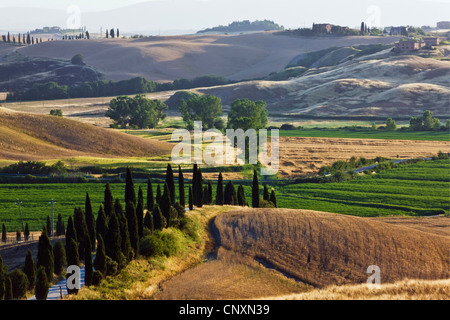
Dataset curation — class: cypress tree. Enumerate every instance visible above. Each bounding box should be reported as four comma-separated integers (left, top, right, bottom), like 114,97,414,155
136,186,144,239
65,216,77,253
118,210,132,263
207,181,213,205
203,186,209,205
160,183,172,227
94,235,107,275
53,241,66,276
237,185,246,206
152,204,165,230
196,168,203,208
125,167,136,206
188,186,193,211
73,207,88,261
96,205,107,244
46,216,51,236
16,229,21,242
84,240,93,287
252,169,259,208
1,224,6,242
4,277,12,300
35,267,49,300
156,184,162,204
216,173,225,205
66,238,79,267
0,255,5,299
24,223,30,241
178,166,185,207
85,193,96,250
125,202,139,258
56,213,65,236
36,227,54,282
270,189,277,208
104,183,114,217
24,249,35,290
143,210,154,233
165,164,175,205
192,163,198,205
114,198,124,219
147,178,154,211
224,181,237,205
105,213,122,264
263,184,269,201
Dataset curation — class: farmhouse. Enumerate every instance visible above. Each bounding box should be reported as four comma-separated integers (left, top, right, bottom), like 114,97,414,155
394,37,440,51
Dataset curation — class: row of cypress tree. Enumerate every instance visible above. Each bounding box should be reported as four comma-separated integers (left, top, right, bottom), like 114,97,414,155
0,165,277,300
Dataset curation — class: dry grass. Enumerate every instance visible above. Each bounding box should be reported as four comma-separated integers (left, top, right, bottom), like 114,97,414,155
17,34,399,82
153,247,311,300
263,278,450,300
0,108,172,161
274,136,450,178
68,206,233,300
214,208,450,288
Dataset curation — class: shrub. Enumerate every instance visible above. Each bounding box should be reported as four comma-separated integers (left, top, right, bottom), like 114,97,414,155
9,269,28,299
258,199,276,208
139,230,181,258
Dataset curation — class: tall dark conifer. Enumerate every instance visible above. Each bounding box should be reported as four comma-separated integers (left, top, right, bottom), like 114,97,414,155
165,164,175,205
105,213,122,264
188,186,193,211
156,184,162,204
85,193,96,250
152,204,165,230
125,167,136,206
104,183,114,217
216,172,224,205
237,185,246,206
270,189,277,208
37,227,54,282
24,249,35,290
84,240,93,287
65,216,77,253
125,202,139,258
263,185,270,201
224,181,237,205
178,166,185,207
96,205,108,244
196,168,203,208
192,163,198,205
136,186,144,239
147,178,154,211
73,207,88,261
160,183,172,227
252,169,259,208
94,235,106,275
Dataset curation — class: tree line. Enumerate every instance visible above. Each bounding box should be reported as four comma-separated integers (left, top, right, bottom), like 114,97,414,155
1,32,42,45
6,75,231,102
0,165,276,300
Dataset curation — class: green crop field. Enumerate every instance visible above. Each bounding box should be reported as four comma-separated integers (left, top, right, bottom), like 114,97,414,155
0,159,448,232
273,159,450,216
277,128,450,141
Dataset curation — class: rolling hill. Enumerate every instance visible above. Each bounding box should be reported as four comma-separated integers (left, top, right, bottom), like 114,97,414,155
213,208,450,288
0,108,172,161
197,52,450,117
16,33,399,82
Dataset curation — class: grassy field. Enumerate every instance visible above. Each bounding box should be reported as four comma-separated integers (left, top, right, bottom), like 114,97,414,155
0,159,448,231
277,128,450,141
273,159,450,217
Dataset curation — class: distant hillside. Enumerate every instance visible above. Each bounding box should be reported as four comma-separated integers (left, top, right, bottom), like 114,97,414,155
15,33,399,82
0,53,102,92
0,109,172,161
197,20,284,34
198,51,450,118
